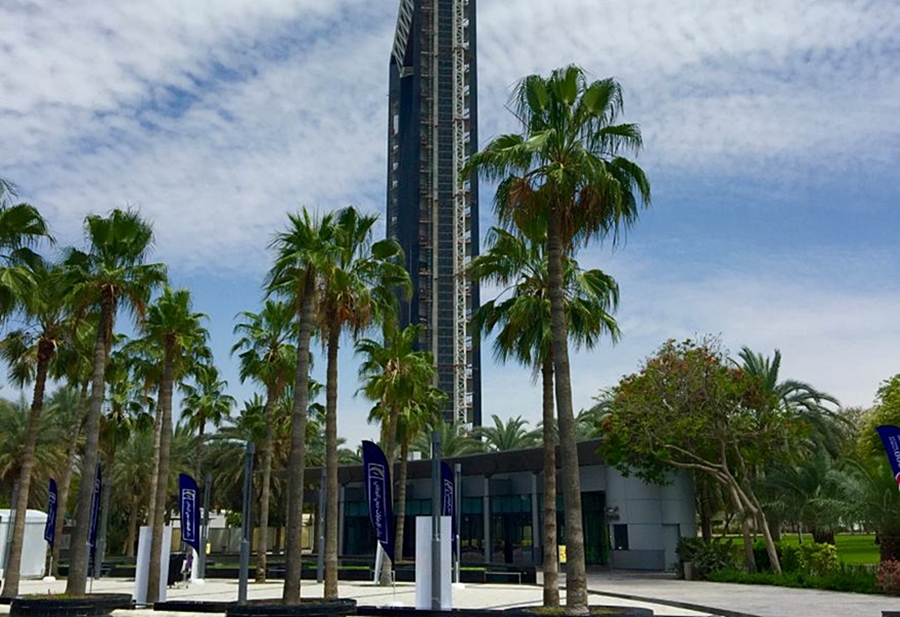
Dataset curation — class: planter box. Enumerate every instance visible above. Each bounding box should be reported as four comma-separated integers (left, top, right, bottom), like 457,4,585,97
226,599,357,617
11,594,133,617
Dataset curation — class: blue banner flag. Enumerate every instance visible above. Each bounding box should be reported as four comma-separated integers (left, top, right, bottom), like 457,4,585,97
88,464,101,549
44,478,58,548
362,440,394,561
877,425,900,491
179,473,201,551
440,462,454,519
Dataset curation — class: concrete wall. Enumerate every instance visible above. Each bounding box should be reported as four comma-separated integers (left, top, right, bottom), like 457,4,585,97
604,468,695,571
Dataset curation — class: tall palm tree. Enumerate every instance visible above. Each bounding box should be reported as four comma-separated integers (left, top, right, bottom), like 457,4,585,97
63,209,166,596
0,260,73,597
470,224,620,606
141,287,208,604
318,206,409,598
475,415,540,452
391,383,446,562
357,324,436,582
46,321,95,576
266,209,337,604
0,395,66,505
465,66,650,610
232,300,295,583
181,363,235,479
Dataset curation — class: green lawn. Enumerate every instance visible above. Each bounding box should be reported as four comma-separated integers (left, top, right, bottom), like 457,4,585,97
726,533,880,565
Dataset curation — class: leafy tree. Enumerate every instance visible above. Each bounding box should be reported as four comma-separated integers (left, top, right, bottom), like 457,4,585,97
317,206,408,597
63,209,166,596
141,287,208,604
0,396,66,506
267,209,337,604
602,337,784,573
465,66,650,611
0,259,73,597
232,299,295,582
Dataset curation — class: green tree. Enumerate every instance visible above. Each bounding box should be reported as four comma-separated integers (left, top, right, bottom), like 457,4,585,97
232,299,295,582
63,209,166,596
475,415,540,452
181,363,235,478
0,260,73,597
0,396,66,506
411,421,485,458
465,66,650,611
141,287,209,604
602,338,784,573
470,224,620,606
267,209,337,604
357,324,436,581
317,206,409,597
0,181,52,321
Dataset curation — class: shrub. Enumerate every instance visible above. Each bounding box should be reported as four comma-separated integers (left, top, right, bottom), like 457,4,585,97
877,560,900,596
777,542,803,573
799,542,839,576
676,537,737,580
708,564,877,594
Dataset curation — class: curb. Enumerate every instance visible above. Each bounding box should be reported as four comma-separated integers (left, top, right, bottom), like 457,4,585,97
587,588,761,617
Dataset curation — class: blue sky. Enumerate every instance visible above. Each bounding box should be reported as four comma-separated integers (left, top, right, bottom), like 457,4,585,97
2,0,899,445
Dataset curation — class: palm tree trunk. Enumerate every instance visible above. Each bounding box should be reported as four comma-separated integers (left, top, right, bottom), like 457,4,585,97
147,346,175,604
256,386,276,583
324,327,340,599
93,443,116,577
546,213,587,612
540,358,559,607
393,439,410,564
195,422,206,482
51,380,89,577
282,273,315,604
126,492,140,557
147,395,163,533
66,307,111,596
0,344,53,598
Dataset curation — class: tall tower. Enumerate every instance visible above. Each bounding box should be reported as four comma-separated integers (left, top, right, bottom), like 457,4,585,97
387,0,481,427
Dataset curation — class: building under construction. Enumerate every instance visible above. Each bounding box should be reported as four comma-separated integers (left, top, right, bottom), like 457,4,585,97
386,0,481,426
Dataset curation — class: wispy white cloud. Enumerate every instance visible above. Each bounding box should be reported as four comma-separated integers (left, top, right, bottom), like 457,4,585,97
2,0,898,440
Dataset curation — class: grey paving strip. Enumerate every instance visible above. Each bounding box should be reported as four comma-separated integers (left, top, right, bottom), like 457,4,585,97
588,588,745,617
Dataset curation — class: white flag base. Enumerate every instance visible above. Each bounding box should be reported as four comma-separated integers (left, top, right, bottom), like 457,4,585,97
41,576,56,583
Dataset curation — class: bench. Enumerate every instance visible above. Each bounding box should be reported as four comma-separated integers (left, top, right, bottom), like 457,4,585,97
483,569,522,584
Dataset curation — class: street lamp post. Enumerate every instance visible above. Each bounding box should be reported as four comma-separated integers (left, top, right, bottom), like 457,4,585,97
238,442,255,604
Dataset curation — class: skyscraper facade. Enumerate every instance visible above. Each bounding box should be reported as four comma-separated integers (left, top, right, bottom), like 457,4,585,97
386,0,481,427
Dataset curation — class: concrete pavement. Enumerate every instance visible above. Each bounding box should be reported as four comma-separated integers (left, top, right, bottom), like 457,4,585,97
584,571,900,617
0,577,713,617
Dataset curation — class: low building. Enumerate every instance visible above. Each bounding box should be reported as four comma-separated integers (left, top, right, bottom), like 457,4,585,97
312,438,695,571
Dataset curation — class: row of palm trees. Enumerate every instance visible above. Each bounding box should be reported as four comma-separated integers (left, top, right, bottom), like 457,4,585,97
0,64,653,611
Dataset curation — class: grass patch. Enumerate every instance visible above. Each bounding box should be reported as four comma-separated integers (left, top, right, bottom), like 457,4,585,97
721,533,879,565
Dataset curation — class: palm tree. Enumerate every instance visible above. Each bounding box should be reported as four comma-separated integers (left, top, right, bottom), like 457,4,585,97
93,348,154,573
181,363,235,479
470,224,620,606
0,395,66,504
475,415,540,452
141,287,208,604
46,322,95,576
411,421,485,458
391,384,446,562
63,209,166,596
266,209,337,604
318,206,409,598
465,67,650,609
357,324,436,582
0,181,51,321
0,260,73,597
232,300,295,583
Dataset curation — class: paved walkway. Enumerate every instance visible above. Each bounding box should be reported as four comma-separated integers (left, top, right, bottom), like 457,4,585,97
1,577,711,617
584,571,900,617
